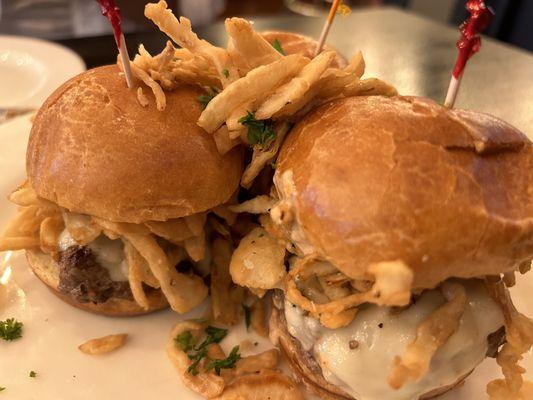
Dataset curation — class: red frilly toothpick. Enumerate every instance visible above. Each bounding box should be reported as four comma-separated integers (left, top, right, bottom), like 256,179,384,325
444,0,494,108
96,0,134,88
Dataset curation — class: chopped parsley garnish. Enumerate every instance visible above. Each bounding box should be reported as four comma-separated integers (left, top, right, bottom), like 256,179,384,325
197,326,228,350
272,39,286,55
176,326,232,376
174,331,195,352
222,68,230,78
198,94,214,109
0,318,23,341
29,371,37,378
197,87,220,109
238,112,276,147
243,306,251,331
206,346,241,375
187,347,208,376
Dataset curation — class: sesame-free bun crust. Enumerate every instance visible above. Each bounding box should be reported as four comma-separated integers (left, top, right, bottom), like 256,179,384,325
276,96,533,289
261,31,347,68
26,250,168,316
27,65,243,223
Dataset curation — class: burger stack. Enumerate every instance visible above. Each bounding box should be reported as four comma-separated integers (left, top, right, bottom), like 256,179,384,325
1,2,532,400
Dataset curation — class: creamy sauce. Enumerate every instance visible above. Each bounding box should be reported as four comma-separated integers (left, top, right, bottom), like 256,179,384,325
286,301,323,351
57,229,128,282
57,229,77,251
285,280,504,400
272,171,316,255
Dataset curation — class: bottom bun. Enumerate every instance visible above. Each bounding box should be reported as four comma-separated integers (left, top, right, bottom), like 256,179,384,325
26,250,168,317
269,292,473,400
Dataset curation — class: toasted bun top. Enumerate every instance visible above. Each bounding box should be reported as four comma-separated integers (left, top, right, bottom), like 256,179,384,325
27,65,243,223
261,31,347,68
277,96,533,289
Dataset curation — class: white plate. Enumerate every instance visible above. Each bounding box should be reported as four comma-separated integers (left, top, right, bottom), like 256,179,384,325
0,36,85,109
0,115,531,400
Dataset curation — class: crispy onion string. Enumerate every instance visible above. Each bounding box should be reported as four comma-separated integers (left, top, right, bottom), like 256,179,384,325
486,279,533,400
135,3,397,187
285,255,413,327
0,184,215,314
388,282,467,389
166,320,303,399
93,218,208,314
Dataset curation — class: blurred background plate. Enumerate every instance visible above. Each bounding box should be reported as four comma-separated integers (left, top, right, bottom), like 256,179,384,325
0,36,85,109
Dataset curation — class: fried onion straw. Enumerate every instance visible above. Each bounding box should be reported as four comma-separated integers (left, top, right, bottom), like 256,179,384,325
388,282,467,389
285,255,413,328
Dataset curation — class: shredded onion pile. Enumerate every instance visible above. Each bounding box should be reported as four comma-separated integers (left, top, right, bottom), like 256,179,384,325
0,183,242,314
123,0,397,188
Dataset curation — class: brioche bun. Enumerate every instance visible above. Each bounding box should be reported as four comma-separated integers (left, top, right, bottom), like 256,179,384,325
27,65,243,224
276,95,533,289
261,31,347,68
26,250,168,316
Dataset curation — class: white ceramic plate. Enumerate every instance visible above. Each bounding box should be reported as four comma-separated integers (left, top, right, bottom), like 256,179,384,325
0,115,531,399
0,36,85,109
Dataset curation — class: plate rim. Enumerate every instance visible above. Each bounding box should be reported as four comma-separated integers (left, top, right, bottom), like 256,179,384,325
0,34,86,108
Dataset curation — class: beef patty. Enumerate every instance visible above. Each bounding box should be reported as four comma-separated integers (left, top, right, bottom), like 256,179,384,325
58,246,132,304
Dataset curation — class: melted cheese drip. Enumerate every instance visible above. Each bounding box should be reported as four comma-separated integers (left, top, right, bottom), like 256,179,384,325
57,230,128,282
272,171,315,255
285,280,504,400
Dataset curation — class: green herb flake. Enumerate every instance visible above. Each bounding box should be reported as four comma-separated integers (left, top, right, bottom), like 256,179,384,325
243,306,251,331
272,39,286,55
29,371,37,378
187,347,208,376
0,318,23,341
196,326,228,350
197,94,214,109
238,112,276,148
174,331,195,352
222,68,230,78
206,346,241,375
183,326,230,376
197,87,220,110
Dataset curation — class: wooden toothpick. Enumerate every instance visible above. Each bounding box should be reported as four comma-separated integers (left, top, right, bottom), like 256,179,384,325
97,0,133,89
119,33,134,89
315,0,342,56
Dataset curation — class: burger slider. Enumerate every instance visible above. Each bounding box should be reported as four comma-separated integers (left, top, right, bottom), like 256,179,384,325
0,65,243,316
229,95,533,399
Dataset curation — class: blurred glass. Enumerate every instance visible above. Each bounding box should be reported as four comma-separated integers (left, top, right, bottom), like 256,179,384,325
284,0,333,16
0,0,176,40
284,0,379,16
0,0,72,39
179,0,226,26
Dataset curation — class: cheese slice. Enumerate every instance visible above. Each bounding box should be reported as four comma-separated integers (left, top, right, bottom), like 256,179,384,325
57,229,128,282
285,280,504,400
